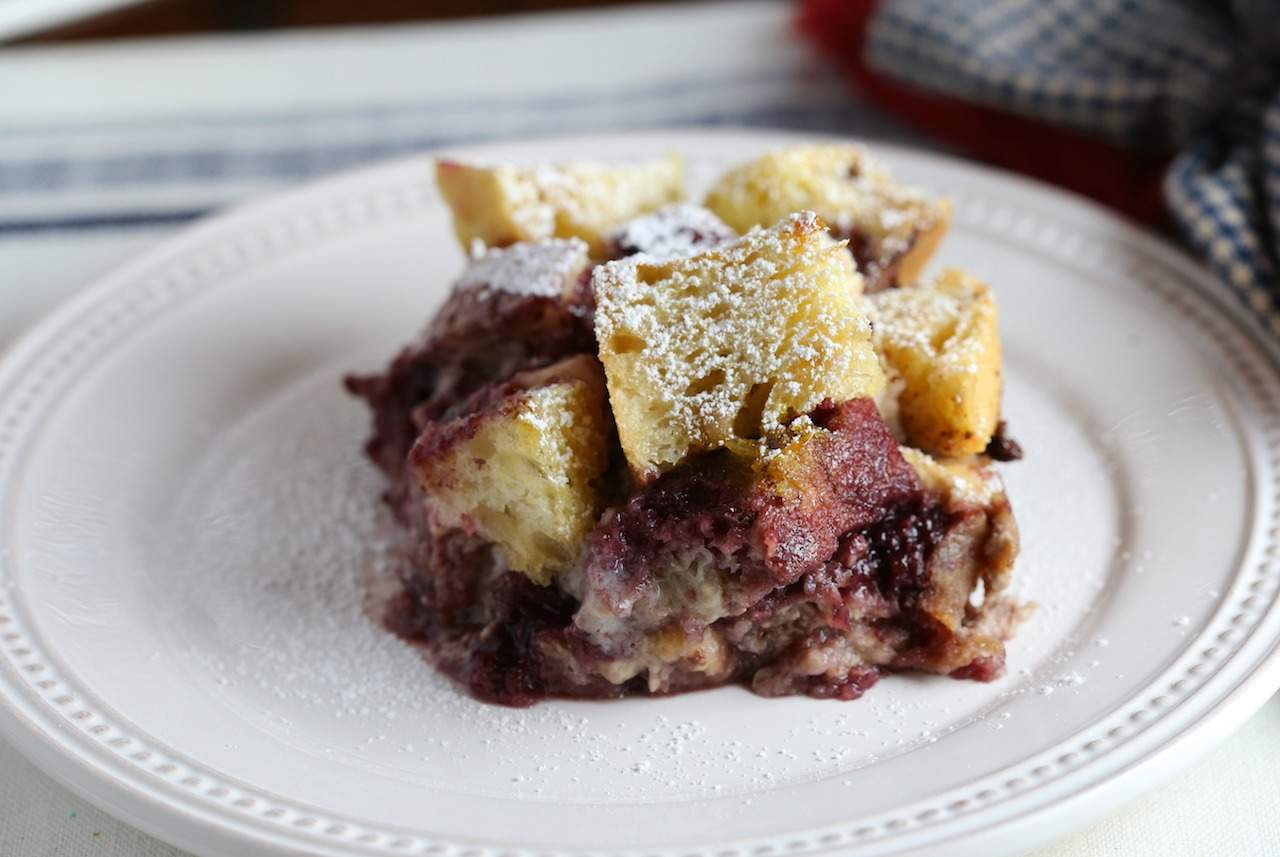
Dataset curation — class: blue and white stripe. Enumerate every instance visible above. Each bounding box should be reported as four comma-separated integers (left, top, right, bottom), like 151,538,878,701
0,69,924,236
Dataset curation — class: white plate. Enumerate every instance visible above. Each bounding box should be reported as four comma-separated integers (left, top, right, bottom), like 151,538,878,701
2,129,1280,857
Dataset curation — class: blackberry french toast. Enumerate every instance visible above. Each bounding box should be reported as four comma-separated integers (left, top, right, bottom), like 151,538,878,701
348,147,1025,706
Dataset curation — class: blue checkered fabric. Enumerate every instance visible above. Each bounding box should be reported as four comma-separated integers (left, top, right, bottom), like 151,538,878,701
865,0,1280,331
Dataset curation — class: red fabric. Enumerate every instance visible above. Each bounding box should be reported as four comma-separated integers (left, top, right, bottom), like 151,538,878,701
796,0,1170,226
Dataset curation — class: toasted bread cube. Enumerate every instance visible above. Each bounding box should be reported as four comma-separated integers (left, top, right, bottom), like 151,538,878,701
593,212,884,479
870,269,1002,457
436,155,684,258
704,144,949,291
409,355,610,585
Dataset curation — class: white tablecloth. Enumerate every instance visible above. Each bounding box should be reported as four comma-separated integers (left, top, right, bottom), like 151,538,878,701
1,3,1276,854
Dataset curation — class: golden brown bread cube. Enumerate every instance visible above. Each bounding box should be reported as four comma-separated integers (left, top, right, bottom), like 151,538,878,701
703,144,950,291
408,355,610,585
435,155,685,258
593,211,884,479
870,269,1002,457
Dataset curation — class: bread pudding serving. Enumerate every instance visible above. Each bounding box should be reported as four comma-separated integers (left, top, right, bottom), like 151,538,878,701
348,144,1027,706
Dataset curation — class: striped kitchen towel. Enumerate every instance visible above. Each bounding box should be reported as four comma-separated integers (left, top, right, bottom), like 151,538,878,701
800,0,1280,332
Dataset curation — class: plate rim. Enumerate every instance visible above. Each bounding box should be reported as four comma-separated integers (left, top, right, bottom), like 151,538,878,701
2,127,1280,857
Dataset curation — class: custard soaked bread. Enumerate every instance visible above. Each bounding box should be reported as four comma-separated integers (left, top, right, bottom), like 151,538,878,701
408,355,611,586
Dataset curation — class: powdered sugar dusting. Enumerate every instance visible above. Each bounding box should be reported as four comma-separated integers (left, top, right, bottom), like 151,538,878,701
455,238,589,299
517,382,587,488
144,366,902,801
866,268,998,448
610,204,736,261
594,211,883,473
703,143,940,278
868,277,965,354
137,360,1091,805
446,155,684,250
64,297,1117,812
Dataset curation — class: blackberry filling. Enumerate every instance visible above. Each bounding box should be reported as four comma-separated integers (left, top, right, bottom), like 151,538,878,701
383,398,1009,707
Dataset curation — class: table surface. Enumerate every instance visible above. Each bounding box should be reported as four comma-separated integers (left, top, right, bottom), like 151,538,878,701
1,3,1277,855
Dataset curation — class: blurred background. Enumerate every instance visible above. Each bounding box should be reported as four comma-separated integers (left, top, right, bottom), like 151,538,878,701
6,0,688,39
1,2,1278,856
0,0,926,343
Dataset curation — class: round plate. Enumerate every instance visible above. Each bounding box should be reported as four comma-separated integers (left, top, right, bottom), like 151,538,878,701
2,130,1280,857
